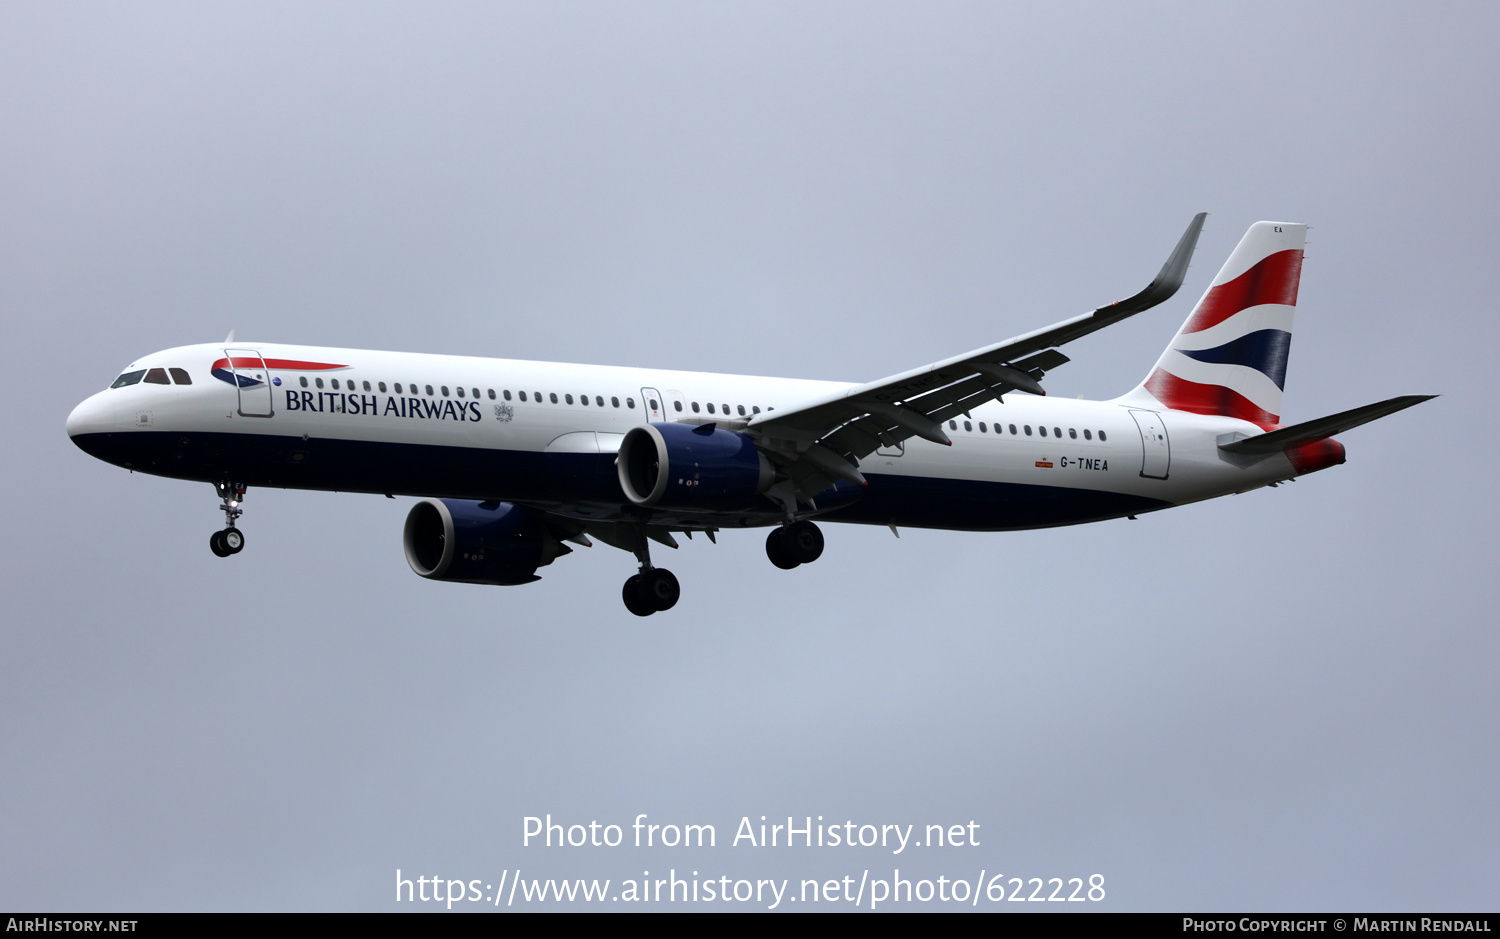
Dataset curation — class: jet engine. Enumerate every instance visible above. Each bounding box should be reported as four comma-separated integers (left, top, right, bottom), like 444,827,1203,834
402,499,568,585
617,422,774,509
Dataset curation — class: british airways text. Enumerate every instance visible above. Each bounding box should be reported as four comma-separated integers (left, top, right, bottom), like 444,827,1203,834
283,390,483,422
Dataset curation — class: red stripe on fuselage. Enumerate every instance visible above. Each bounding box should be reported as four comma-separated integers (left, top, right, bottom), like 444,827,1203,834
211,357,348,371
1182,249,1304,334
1143,368,1279,429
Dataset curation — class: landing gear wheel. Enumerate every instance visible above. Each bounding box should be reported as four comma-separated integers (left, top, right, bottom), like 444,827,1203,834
766,528,800,570
785,520,824,564
221,528,244,554
622,575,656,617
643,568,680,611
209,531,230,558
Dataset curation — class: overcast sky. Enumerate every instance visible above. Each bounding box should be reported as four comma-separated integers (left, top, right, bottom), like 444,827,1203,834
2,1,1496,912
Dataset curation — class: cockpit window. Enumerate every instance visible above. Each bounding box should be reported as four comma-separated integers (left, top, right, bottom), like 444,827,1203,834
111,369,146,388
144,368,170,384
168,368,191,385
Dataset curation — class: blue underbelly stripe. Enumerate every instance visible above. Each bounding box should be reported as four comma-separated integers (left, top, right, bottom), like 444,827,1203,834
69,430,1171,532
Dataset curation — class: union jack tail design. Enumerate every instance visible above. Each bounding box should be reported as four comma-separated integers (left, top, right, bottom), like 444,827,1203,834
1126,221,1307,429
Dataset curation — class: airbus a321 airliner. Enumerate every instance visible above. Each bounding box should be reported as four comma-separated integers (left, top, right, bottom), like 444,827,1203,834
68,217,1431,615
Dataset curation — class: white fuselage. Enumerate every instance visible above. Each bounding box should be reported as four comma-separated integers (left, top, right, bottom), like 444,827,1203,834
67,342,1304,533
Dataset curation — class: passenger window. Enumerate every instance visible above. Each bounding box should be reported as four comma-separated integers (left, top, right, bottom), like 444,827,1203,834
110,369,146,388
1099,430,1107,442
144,368,170,384
394,382,402,393
627,398,636,409
1009,424,1017,435
752,406,760,414
425,385,434,396
1083,429,1092,440
441,386,450,397
501,390,509,400
1054,427,1061,437
490,389,498,400
379,382,387,392
596,396,604,407
949,420,958,430
472,388,480,398
1039,426,1047,437
1069,428,1077,439
332,379,341,390
978,422,987,432
456,387,464,397
721,404,729,415
963,421,972,432
534,391,542,401
518,391,527,402
611,396,619,407
565,394,574,405
692,402,701,413
1024,425,1032,436
737,405,745,416
169,368,192,385
673,400,682,412
550,393,558,404
706,403,715,414
363,381,372,392
316,378,325,389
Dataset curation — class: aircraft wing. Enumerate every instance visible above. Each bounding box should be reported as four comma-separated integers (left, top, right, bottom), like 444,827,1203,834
745,213,1207,504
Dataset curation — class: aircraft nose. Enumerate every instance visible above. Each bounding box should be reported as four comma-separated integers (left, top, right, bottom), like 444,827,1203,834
66,391,113,442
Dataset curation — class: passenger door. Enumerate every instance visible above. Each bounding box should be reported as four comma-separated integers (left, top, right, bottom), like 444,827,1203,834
1129,409,1170,479
224,348,274,417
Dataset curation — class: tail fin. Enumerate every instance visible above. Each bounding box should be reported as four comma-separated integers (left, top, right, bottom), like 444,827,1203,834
1125,221,1307,429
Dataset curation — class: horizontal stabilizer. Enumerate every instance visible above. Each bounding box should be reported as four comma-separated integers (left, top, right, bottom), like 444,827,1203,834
1218,395,1436,454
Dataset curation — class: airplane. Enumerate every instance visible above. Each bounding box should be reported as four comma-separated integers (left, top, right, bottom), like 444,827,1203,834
66,216,1432,615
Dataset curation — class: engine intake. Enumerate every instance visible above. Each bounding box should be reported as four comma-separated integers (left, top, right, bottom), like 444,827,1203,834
403,499,567,585
618,422,774,509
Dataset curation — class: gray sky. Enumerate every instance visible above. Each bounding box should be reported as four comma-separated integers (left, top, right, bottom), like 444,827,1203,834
2,1,1496,911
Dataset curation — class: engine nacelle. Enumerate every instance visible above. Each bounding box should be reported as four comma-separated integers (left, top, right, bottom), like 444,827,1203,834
618,422,774,509
403,499,567,585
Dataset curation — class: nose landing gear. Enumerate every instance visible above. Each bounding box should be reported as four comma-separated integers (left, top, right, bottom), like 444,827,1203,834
209,481,247,558
209,528,244,557
766,520,824,569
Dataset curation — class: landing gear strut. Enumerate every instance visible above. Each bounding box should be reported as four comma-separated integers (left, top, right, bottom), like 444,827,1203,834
766,520,823,569
209,481,247,558
621,533,680,616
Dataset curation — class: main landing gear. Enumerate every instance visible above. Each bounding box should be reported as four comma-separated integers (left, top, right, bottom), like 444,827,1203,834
621,533,680,617
209,481,247,558
765,520,824,570
623,568,680,617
